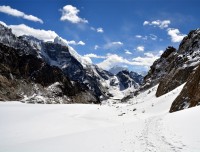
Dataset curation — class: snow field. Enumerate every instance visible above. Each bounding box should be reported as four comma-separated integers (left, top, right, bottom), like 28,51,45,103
0,84,200,152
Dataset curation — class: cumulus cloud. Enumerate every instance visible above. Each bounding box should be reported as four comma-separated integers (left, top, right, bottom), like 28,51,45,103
143,20,171,29
143,21,149,26
3,22,85,44
91,27,104,33
132,52,160,66
82,53,106,64
125,49,132,54
0,5,43,23
136,46,145,52
67,40,85,45
97,50,162,70
167,28,186,43
84,53,106,59
97,54,135,70
60,5,88,24
9,24,57,41
97,27,104,33
104,41,123,50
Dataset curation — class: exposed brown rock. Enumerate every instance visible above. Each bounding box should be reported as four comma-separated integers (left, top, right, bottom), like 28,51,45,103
156,66,194,97
170,65,200,112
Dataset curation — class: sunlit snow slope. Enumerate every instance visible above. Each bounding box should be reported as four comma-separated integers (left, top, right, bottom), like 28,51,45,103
0,84,199,152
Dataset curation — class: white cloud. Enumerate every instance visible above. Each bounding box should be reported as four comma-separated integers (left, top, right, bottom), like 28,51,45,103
3,22,85,44
136,34,157,40
125,49,132,54
143,21,149,25
0,5,43,23
97,27,104,33
60,5,88,24
91,27,104,33
97,54,135,70
94,45,99,50
82,53,106,65
9,24,57,41
104,41,123,50
167,28,186,43
84,53,106,59
132,52,160,66
77,41,85,45
159,50,164,54
135,35,142,38
67,40,85,46
97,51,162,70
136,46,145,52
143,20,171,29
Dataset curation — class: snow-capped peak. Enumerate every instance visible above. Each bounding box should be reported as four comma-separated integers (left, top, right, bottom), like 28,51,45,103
54,36,91,68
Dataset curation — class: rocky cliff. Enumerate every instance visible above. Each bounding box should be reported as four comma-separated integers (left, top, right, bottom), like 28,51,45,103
141,29,200,99
170,65,200,112
0,23,143,103
140,28,200,112
0,24,98,103
156,29,200,97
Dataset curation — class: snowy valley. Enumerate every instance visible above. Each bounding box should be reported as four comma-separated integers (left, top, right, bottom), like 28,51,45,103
0,14,200,152
1,84,200,152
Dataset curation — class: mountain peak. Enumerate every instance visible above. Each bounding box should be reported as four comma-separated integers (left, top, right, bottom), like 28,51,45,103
109,66,128,75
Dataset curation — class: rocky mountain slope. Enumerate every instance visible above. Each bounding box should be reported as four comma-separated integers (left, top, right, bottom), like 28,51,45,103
0,43,97,103
170,64,200,112
0,23,143,103
116,70,143,90
140,28,200,112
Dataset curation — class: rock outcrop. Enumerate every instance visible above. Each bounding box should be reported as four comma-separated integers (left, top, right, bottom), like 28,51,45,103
156,29,200,97
170,65,200,112
141,29,200,99
116,70,143,90
141,46,177,91
0,42,98,103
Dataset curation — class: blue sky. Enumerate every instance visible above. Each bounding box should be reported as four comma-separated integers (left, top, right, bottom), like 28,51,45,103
0,0,199,72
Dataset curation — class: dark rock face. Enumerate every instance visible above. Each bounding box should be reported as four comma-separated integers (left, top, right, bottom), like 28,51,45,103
0,43,98,103
170,65,200,112
21,36,113,100
141,46,177,90
156,29,200,97
141,29,200,98
156,66,194,97
116,70,143,90
130,71,143,85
